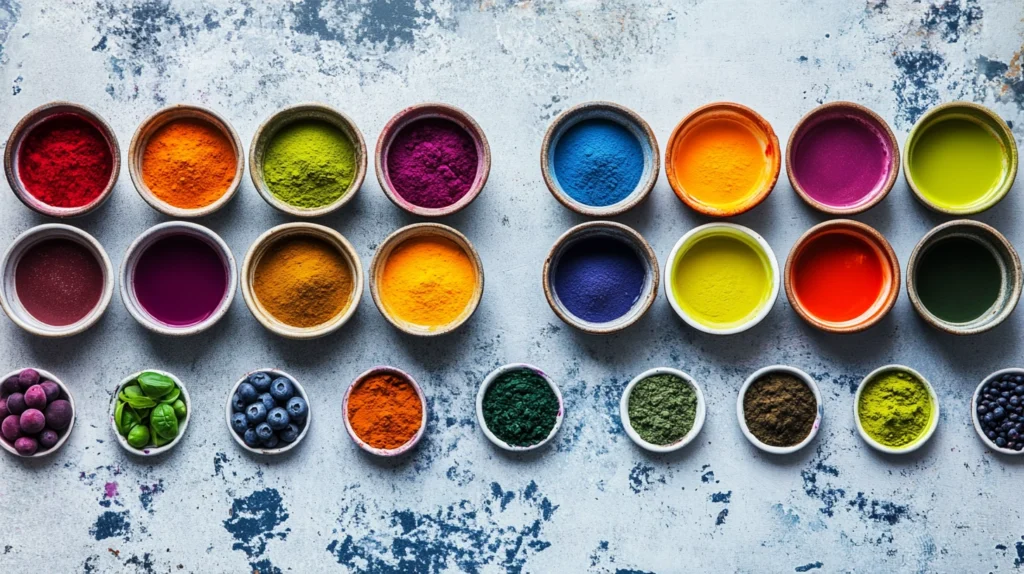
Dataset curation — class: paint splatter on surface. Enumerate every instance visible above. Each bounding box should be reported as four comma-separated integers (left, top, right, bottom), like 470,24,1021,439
223,488,290,571
90,511,130,541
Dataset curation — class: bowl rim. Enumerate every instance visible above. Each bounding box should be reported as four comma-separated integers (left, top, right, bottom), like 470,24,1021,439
476,363,564,452
854,364,939,454
4,101,121,218
250,102,368,218
542,220,660,334
903,101,1018,216
736,365,822,454
225,368,311,455
619,367,706,453
971,368,1024,455
785,101,899,215
119,221,238,337
0,368,76,458
784,219,901,334
239,222,364,340
905,219,1022,335
375,102,490,218
128,103,245,218
664,222,780,335
342,366,428,457
539,100,660,217
664,101,781,217
108,369,192,457
368,222,485,336
0,223,115,338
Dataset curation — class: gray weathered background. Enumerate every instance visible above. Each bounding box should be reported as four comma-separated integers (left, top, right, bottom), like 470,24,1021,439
0,1,1023,572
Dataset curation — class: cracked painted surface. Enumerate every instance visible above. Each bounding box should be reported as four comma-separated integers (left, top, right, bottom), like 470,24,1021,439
0,0,1023,572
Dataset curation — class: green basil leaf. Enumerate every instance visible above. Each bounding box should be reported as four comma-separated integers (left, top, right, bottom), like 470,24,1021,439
131,405,151,421
126,424,150,448
150,421,170,447
159,386,181,404
124,395,156,410
120,409,141,437
138,372,175,399
114,401,126,435
172,399,187,420
119,384,145,403
151,403,179,440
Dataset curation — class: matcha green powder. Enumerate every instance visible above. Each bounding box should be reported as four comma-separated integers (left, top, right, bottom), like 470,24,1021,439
482,369,560,447
263,120,357,208
628,374,697,445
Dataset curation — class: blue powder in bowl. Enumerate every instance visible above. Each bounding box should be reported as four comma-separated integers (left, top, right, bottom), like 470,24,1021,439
552,119,645,207
553,236,647,323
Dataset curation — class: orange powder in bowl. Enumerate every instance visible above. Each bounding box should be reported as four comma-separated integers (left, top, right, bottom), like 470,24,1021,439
347,373,424,450
378,236,477,328
142,118,237,209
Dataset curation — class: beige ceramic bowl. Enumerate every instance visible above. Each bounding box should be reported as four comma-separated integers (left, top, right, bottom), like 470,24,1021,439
342,366,427,457
128,104,245,217
369,223,484,336
0,368,76,458
240,222,363,340
251,103,367,217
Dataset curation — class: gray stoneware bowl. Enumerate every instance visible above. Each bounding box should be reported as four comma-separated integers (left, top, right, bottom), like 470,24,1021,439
342,366,427,457
0,368,76,458
0,224,114,337
226,368,311,456
737,365,822,455
108,369,192,457
540,101,659,217
906,220,1021,336
476,363,563,452
620,367,706,453
542,221,659,335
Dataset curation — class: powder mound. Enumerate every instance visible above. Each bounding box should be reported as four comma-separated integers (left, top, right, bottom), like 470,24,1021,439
253,237,353,328
263,120,357,209
482,370,559,447
379,236,476,327
386,118,479,209
552,118,644,207
553,237,645,323
858,371,931,448
142,118,236,209
742,373,816,447
347,374,423,450
18,114,113,208
627,374,696,445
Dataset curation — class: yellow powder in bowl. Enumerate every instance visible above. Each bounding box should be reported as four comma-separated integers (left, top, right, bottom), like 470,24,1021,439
379,236,477,328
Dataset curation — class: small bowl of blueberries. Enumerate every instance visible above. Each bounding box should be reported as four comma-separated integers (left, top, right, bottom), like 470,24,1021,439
226,368,310,455
972,368,1024,455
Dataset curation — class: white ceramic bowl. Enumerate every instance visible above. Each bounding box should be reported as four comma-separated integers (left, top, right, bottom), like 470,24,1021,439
0,368,75,458
737,365,822,454
971,368,1024,455
0,224,114,337
620,367,706,453
342,366,427,456
226,368,310,455
665,222,780,335
854,364,939,454
120,221,237,336
108,369,191,456
476,363,563,452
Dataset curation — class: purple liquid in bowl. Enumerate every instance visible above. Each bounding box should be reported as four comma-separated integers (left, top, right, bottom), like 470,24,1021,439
132,234,228,326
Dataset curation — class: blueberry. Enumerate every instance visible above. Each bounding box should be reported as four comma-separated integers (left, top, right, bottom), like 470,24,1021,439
999,397,1009,406
978,405,989,415
996,436,1007,447
249,372,273,392
246,402,268,424
243,428,260,447
279,423,300,443
262,434,280,449
270,378,294,402
286,396,307,420
255,422,273,441
237,382,258,404
994,407,1006,420
267,407,290,430
1010,429,1020,441
232,393,246,412
258,393,275,412
1013,396,1021,407
988,430,997,440
984,412,994,423
231,412,249,434
1014,375,1024,384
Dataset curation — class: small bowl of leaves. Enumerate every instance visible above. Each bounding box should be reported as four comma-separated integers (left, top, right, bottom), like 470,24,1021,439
109,370,190,456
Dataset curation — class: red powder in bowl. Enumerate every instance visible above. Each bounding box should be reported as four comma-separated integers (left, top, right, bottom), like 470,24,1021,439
17,114,114,208
792,232,885,323
15,238,105,326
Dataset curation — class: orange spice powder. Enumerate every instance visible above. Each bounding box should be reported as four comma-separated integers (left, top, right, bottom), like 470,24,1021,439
347,374,423,450
141,118,237,209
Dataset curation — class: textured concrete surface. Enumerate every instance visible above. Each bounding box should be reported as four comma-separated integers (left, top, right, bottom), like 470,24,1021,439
0,1,1023,572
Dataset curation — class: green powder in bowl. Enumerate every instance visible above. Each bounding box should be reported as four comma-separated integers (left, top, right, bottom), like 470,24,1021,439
628,374,697,445
481,369,560,448
857,370,934,449
262,120,357,208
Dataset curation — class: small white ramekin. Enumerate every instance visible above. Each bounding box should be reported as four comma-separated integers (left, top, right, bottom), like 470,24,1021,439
476,363,563,452
737,365,822,454
620,367,706,453
854,364,939,454
108,369,191,457
971,368,1024,455
343,366,427,457
0,368,75,458
225,368,311,456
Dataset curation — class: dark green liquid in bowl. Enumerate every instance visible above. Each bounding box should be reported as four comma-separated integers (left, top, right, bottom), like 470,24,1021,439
915,236,1001,323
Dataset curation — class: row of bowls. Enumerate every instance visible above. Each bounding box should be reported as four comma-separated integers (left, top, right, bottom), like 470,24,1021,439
9,363,1019,459
9,99,1016,221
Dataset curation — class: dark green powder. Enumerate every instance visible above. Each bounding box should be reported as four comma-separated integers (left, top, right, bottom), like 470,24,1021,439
627,374,697,445
915,236,1002,323
482,369,560,447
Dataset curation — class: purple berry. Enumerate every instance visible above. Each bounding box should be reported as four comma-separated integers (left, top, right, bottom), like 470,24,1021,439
0,376,18,396
40,381,60,403
38,429,59,450
14,436,37,456
6,393,25,415
17,369,39,391
20,409,45,434
0,398,7,420
44,400,73,431
24,385,47,410
1,415,22,442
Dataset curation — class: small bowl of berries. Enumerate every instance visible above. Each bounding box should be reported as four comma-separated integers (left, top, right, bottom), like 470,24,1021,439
0,368,75,457
973,368,1024,455
226,368,310,455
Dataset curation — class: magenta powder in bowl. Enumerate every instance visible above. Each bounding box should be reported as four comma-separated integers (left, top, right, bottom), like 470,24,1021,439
789,104,897,212
385,117,480,209
15,238,104,326
132,234,228,326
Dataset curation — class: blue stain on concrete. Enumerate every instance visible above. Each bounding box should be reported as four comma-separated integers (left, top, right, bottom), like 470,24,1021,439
616,570,657,574
711,491,732,503
1015,537,1024,567
891,49,946,126
139,481,164,514
848,493,911,525
795,562,824,572
629,463,665,494
90,510,130,541
772,504,801,527
920,0,982,43
715,509,729,526
491,482,515,511
222,488,290,570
